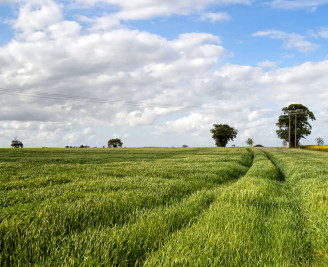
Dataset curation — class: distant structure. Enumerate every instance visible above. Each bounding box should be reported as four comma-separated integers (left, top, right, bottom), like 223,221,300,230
11,138,23,148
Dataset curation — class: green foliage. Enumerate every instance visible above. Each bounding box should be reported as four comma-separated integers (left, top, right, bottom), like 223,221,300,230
315,137,324,146
108,138,123,148
276,104,316,148
245,138,254,147
253,144,264,147
11,139,23,148
210,124,238,147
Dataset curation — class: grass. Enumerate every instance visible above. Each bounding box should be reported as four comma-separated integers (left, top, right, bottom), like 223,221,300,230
1,147,328,265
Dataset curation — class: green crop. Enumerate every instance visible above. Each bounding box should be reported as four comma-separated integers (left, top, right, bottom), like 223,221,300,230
0,148,251,265
145,149,312,266
1,147,328,265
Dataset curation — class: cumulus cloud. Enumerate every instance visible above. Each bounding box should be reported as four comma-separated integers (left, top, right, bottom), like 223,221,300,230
253,30,317,52
0,0,233,146
157,113,211,134
13,0,63,35
1,0,328,148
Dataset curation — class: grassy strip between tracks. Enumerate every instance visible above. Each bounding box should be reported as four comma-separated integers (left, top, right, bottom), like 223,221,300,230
266,148,328,265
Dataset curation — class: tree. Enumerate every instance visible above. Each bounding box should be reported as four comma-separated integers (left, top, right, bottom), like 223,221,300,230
245,138,254,147
315,137,324,146
254,144,264,147
11,138,23,148
276,104,316,148
108,138,123,148
210,124,238,147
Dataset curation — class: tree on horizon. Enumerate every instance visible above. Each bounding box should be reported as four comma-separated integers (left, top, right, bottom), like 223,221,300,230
108,138,123,148
210,124,238,147
276,104,315,148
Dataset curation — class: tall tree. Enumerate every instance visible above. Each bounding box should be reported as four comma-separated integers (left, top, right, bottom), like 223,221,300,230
210,124,238,147
11,138,23,148
108,138,123,148
276,104,315,148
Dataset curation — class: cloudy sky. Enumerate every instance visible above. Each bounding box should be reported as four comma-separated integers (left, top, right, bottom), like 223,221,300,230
1,0,328,148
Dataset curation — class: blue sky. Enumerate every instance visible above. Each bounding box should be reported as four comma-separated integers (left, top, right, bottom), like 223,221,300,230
1,0,328,148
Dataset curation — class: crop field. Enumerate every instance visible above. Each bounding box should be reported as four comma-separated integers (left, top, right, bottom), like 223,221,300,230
301,145,328,151
1,147,328,266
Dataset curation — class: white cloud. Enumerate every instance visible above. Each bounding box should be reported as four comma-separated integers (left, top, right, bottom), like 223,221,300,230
1,0,328,147
199,12,231,22
269,0,328,9
157,113,211,134
318,28,328,39
73,0,250,24
257,60,278,69
253,30,317,52
0,3,232,147
13,0,63,35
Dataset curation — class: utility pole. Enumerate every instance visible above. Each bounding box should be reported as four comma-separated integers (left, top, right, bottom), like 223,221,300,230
288,114,291,148
295,114,297,148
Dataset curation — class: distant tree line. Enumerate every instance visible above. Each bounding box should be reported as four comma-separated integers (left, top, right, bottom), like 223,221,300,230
65,145,90,148
9,103,321,149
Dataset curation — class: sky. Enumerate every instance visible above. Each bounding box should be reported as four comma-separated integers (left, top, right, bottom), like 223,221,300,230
1,0,328,148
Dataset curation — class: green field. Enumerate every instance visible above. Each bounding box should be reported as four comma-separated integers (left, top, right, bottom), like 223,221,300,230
1,147,328,266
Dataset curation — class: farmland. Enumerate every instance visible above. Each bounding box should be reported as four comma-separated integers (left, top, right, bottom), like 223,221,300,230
1,147,328,265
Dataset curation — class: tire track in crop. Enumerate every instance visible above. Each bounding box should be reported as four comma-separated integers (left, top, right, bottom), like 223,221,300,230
131,149,255,266
107,149,256,266
77,149,255,266
0,149,255,266
262,149,314,265
262,150,285,182
93,149,255,266
144,149,315,266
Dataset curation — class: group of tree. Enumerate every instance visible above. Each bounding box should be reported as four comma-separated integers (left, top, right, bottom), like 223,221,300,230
211,104,317,148
65,145,90,148
8,104,320,149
